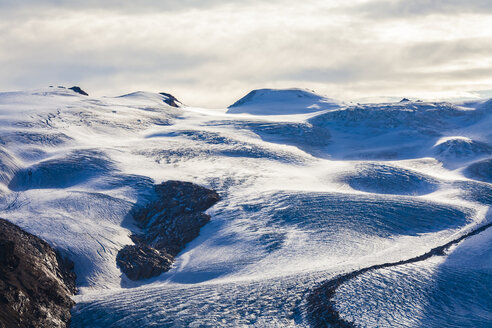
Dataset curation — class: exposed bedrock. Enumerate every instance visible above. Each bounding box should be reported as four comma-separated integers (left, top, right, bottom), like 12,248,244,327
159,92,182,107
117,181,220,281
0,218,76,328
68,86,88,96
117,245,174,281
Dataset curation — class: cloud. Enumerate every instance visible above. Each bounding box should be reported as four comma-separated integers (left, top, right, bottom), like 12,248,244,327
350,0,492,19
0,1,491,107
0,0,236,13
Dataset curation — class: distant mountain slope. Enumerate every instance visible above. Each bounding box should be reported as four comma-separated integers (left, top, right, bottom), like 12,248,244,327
227,88,342,115
117,91,183,107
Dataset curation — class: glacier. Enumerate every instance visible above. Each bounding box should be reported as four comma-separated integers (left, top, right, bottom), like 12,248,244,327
0,86,490,327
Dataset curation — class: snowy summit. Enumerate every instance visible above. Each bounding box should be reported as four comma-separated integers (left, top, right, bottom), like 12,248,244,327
227,88,342,115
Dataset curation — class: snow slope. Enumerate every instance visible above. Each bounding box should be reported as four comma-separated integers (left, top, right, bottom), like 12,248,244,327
227,88,342,115
0,87,490,327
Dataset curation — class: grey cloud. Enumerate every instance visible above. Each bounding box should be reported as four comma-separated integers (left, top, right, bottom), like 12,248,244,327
8,63,118,89
0,0,277,14
402,38,492,66
1,43,211,95
351,0,492,19
279,68,358,84
278,37,492,88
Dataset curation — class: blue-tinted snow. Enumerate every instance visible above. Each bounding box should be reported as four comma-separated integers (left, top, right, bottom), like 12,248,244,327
0,87,490,327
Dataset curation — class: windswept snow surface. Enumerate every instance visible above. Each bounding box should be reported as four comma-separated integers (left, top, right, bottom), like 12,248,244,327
0,87,491,327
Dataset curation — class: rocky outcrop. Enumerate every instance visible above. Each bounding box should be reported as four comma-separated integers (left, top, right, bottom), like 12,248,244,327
0,218,76,328
68,86,88,96
159,92,182,107
117,245,173,281
117,181,220,280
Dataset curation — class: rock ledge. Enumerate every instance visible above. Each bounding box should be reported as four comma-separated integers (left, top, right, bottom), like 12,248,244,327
117,181,220,280
0,218,76,328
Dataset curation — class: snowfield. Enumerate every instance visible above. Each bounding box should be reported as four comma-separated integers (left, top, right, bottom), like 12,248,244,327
0,87,490,327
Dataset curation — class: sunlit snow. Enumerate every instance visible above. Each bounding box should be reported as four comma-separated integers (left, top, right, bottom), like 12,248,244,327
0,87,490,327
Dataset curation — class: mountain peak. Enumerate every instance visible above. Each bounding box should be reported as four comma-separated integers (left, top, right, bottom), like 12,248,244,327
227,88,341,115
117,91,182,107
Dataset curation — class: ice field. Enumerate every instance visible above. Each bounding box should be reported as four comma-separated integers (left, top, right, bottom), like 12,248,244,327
0,87,490,327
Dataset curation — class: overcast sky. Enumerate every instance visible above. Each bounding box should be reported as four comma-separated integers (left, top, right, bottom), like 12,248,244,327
1,0,492,107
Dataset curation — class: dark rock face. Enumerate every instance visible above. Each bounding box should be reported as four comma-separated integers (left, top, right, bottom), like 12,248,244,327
159,92,182,107
117,181,220,280
0,218,76,328
117,245,173,281
68,86,88,96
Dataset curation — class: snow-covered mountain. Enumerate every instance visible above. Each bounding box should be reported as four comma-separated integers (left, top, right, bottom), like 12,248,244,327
227,88,342,115
0,86,490,327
